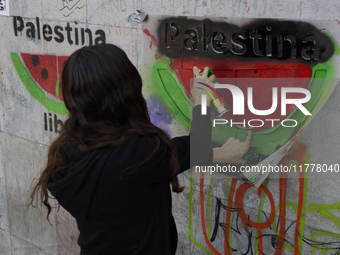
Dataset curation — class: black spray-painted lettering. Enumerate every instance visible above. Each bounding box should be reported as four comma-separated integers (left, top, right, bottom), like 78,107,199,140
158,18,334,64
13,16,106,46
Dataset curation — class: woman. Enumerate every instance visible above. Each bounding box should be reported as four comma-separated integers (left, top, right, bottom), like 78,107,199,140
31,44,251,255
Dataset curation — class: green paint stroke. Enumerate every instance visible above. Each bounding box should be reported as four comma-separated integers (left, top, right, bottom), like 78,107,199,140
56,72,60,98
189,170,215,255
207,175,213,239
268,143,310,253
225,178,232,250
308,202,340,230
300,163,310,251
310,231,340,254
10,53,69,116
152,61,192,128
254,179,269,255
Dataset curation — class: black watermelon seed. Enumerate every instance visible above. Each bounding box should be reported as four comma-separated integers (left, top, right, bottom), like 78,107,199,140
32,55,40,66
41,69,49,80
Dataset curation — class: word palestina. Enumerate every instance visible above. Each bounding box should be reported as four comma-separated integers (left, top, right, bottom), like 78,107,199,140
158,18,334,63
13,16,106,46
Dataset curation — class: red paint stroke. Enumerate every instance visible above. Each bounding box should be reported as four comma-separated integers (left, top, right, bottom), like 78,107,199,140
336,19,340,25
257,230,263,254
275,173,287,255
295,171,305,255
280,143,307,255
199,172,222,255
142,26,162,59
21,53,70,101
235,182,275,230
21,53,58,99
142,26,158,50
224,178,237,255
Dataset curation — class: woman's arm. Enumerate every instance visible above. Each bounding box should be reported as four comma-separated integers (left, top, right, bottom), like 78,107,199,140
136,66,251,184
171,104,213,174
172,66,252,173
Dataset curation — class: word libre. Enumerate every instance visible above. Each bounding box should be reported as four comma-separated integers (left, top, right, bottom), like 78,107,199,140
13,16,106,46
44,112,64,134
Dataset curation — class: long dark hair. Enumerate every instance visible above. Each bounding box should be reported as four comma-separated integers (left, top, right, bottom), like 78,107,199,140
31,44,183,221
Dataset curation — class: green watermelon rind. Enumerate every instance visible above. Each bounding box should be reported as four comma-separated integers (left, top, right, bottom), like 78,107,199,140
152,59,334,158
11,52,69,116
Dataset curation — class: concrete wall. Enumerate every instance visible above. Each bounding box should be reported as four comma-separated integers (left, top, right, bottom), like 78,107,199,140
0,0,340,254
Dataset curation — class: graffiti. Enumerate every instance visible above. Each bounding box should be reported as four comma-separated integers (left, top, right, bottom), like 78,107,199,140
158,18,334,62
11,52,68,115
101,0,127,14
152,55,335,171
143,27,158,50
149,16,338,188
141,15,340,254
11,53,69,133
147,94,172,136
60,0,86,17
44,112,64,134
13,16,106,45
97,20,137,37
185,142,340,254
131,0,251,13
0,81,33,111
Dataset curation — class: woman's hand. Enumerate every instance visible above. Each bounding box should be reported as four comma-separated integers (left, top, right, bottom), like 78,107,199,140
212,130,252,165
191,66,216,106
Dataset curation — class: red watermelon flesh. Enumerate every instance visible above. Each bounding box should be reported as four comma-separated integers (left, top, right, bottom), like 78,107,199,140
21,53,68,101
57,56,69,101
172,57,312,129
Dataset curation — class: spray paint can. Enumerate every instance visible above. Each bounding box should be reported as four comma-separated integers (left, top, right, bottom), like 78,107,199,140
212,89,229,117
198,68,230,117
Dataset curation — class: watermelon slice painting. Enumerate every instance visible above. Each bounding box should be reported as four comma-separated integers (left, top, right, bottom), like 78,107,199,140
11,52,69,116
152,56,336,186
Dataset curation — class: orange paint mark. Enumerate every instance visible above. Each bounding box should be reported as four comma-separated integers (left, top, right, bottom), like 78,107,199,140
235,183,275,230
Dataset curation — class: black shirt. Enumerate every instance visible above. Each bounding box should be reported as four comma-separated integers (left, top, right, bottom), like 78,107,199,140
48,105,213,255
